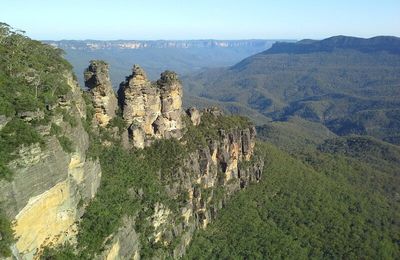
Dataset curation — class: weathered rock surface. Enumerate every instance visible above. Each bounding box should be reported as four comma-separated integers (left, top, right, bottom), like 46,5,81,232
0,73,102,259
118,65,183,148
84,60,118,127
102,216,140,260
203,106,224,117
0,115,10,130
101,116,262,259
0,60,262,260
186,107,201,126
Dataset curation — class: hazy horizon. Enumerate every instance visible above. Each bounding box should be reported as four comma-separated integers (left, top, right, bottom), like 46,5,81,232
43,36,399,42
2,0,399,40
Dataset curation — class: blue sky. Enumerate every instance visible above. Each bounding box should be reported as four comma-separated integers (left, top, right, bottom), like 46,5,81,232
1,0,399,40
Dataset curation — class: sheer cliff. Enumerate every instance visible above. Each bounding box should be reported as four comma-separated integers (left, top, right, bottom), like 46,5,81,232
0,23,102,259
0,24,263,260
73,62,264,259
0,72,102,259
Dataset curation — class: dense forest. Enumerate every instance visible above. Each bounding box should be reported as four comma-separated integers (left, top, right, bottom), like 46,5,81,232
183,36,400,145
185,136,400,259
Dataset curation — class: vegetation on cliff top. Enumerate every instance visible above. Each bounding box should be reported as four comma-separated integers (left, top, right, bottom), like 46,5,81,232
0,23,72,116
0,23,74,179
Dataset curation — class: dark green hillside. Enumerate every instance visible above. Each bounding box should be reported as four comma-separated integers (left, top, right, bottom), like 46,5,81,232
183,36,400,144
185,140,400,259
263,35,400,54
256,116,336,152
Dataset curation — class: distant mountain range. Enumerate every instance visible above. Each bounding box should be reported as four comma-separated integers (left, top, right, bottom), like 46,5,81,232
46,39,285,85
183,36,400,144
44,39,278,50
263,35,400,54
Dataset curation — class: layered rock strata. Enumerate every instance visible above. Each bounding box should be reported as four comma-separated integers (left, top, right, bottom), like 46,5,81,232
84,60,118,127
0,73,102,259
118,65,183,148
102,110,263,259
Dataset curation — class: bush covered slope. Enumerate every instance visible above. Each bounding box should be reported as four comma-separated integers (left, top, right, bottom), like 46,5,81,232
183,36,400,144
0,23,74,179
185,140,400,259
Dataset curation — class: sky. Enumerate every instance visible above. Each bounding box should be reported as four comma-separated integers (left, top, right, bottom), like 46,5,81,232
1,0,399,40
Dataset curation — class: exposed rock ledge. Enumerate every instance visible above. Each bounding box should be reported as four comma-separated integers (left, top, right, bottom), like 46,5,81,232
0,73,102,259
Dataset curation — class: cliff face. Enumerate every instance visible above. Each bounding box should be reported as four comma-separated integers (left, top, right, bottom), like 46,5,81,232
118,65,183,148
0,73,102,259
0,57,262,260
101,111,263,259
84,61,118,127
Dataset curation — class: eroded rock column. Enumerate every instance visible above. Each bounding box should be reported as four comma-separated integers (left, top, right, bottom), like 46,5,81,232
118,66,184,148
84,60,118,127
154,71,184,139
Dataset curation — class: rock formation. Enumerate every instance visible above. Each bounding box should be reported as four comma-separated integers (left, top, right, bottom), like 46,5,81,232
0,72,102,259
155,70,184,139
186,107,202,126
0,58,262,259
102,113,262,259
118,65,183,148
84,60,118,127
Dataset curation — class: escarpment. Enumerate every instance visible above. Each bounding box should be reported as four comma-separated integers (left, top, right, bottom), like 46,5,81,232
0,49,263,260
0,72,102,259
88,97,263,259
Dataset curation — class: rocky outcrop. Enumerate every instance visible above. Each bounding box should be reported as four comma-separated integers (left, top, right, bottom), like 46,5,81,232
0,59,261,259
156,71,184,139
101,111,262,259
0,72,102,259
203,106,224,117
0,115,10,130
186,107,201,126
118,65,183,148
84,60,118,127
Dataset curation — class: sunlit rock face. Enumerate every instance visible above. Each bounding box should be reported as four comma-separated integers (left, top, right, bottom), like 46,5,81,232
0,73,102,259
100,110,263,259
118,65,183,148
186,107,202,126
84,60,118,127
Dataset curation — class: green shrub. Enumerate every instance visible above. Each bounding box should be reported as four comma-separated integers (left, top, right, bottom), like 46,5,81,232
61,110,78,127
50,123,62,136
0,208,14,257
0,118,43,179
108,115,126,134
41,243,79,260
57,136,74,153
